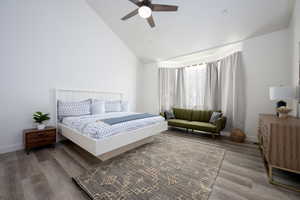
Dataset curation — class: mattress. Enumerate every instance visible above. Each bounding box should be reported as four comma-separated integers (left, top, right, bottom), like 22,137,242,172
62,112,165,140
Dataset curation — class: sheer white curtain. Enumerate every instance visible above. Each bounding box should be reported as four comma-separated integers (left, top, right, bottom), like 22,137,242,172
175,68,187,108
159,68,177,112
219,51,245,130
159,66,207,111
185,65,206,109
204,62,220,110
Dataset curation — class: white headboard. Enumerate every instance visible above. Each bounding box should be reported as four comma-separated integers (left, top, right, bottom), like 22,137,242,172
55,89,123,102
55,89,123,126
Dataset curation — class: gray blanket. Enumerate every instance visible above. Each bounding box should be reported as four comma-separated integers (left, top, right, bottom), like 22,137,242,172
101,113,158,125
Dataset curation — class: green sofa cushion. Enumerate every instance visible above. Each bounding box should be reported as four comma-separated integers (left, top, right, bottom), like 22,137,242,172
168,119,217,133
173,108,193,121
191,110,201,121
200,110,213,122
191,110,212,122
168,119,191,128
188,121,217,132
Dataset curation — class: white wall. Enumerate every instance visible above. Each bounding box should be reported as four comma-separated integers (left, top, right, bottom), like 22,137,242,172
290,1,300,86
136,63,159,114
243,29,292,141
0,0,140,153
289,1,300,116
138,29,292,142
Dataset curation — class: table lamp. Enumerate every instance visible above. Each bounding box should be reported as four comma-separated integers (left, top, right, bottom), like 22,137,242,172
269,86,295,117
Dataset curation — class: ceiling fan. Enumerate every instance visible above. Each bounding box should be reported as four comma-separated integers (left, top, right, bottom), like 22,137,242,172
121,0,178,28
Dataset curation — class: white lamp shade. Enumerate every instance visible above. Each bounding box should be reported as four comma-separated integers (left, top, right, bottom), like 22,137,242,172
269,87,295,100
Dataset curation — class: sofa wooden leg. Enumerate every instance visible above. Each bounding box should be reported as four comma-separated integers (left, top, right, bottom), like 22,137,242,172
212,134,216,139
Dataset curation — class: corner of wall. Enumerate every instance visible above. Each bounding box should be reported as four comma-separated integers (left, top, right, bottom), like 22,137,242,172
288,1,300,116
85,0,139,61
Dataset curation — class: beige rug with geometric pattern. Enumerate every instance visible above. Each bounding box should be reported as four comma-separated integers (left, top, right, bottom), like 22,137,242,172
73,134,225,200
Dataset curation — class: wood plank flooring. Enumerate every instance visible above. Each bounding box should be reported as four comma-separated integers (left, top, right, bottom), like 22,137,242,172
0,129,299,200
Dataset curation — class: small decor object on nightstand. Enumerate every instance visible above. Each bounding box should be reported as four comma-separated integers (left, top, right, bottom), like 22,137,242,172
33,111,50,130
230,128,246,143
269,86,295,117
23,126,56,154
277,106,292,119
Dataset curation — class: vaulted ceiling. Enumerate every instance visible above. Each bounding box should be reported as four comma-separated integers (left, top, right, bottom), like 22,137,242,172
87,0,295,63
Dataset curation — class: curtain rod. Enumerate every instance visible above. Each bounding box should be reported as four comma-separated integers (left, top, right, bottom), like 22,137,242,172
156,33,250,62
159,50,242,69
181,59,223,68
181,63,205,68
159,39,244,63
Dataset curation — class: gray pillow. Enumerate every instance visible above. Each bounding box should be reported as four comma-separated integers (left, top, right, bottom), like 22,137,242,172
121,101,129,112
164,110,175,120
209,112,222,123
91,100,105,115
58,99,91,121
105,100,122,112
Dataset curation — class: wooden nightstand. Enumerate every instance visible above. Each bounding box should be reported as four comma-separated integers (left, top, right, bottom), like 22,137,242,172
23,126,56,154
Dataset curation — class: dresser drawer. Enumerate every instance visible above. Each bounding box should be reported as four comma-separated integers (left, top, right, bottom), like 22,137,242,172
258,114,300,172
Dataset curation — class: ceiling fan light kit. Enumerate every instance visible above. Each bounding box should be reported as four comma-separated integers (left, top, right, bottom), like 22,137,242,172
121,0,178,28
138,6,152,19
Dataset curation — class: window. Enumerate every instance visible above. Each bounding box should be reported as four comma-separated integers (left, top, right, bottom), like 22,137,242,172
185,64,206,109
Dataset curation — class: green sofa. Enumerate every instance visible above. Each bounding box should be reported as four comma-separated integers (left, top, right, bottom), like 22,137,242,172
162,108,227,138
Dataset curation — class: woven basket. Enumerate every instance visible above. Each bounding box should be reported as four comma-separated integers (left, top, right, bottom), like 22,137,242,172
230,129,246,143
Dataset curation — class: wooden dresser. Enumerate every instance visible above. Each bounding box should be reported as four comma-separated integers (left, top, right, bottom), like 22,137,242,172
258,114,300,191
23,127,56,154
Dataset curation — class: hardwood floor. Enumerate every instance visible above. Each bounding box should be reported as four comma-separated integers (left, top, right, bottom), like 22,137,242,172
0,129,299,200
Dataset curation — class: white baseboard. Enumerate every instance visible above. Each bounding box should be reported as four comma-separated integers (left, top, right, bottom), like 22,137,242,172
0,131,258,155
0,143,24,154
0,134,64,155
246,135,258,143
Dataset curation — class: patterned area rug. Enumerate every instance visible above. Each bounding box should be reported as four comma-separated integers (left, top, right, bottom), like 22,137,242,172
73,134,225,200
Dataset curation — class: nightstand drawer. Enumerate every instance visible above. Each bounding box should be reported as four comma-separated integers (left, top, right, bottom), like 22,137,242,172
27,139,55,149
27,135,56,143
23,127,57,154
26,130,55,139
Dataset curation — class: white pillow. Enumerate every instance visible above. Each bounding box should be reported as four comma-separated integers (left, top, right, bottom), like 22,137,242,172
91,100,105,115
121,101,129,112
58,99,91,120
105,100,122,112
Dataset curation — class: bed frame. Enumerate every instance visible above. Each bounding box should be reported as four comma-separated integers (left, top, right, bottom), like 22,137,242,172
55,89,168,161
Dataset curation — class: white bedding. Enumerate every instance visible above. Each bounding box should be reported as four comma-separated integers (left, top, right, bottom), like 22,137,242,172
62,112,165,140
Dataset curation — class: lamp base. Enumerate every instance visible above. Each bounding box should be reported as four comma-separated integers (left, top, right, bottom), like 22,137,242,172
278,112,290,119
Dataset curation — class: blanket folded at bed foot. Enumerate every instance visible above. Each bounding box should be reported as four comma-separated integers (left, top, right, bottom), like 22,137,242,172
101,113,158,125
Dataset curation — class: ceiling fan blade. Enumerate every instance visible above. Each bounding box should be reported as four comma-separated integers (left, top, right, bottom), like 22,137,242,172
147,15,155,28
151,4,178,12
128,0,143,6
121,9,139,20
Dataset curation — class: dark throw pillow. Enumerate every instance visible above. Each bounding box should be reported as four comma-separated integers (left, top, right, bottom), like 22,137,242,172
209,112,222,123
164,110,175,120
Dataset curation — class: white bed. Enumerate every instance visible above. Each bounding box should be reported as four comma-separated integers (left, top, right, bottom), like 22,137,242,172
55,89,168,161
